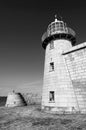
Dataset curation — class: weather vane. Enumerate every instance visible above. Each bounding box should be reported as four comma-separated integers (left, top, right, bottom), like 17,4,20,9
60,16,63,21
55,13,63,21
55,14,57,19
55,14,58,22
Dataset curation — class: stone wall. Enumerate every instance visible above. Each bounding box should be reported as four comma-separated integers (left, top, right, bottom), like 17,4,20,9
23,93,41,105
5,92,27,107
63,42,86,113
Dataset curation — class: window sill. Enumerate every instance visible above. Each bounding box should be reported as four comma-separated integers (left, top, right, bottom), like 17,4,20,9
49,101,55,103
49,70,54,72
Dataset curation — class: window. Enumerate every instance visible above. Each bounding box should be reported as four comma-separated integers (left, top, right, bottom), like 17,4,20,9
49,62,54,71
60,22,63,28
49,91,55,102
14,101,16,104
56,22,59,28
50,41,54,49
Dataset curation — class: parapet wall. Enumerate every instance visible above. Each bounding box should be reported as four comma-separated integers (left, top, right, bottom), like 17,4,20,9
63,42,86,113
23,93,41,105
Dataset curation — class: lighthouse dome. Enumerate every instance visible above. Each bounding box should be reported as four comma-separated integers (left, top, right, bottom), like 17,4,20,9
42,15,76,49
47,17,68,36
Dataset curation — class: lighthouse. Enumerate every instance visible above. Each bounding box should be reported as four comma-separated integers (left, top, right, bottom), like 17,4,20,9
41,16,80,113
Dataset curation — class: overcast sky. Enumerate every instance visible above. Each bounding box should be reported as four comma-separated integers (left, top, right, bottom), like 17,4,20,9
0,0,86,96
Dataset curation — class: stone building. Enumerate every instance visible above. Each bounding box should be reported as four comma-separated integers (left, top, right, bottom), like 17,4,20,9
5,90,27,107
41,16,86,113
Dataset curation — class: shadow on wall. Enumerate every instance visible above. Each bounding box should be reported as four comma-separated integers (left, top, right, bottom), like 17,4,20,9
22,93,42,105
18,93,27,106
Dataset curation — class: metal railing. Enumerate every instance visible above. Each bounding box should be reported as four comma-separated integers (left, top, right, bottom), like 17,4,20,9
42,27,76,42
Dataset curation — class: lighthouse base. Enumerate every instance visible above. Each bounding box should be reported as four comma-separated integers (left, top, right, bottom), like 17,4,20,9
42,106,81,114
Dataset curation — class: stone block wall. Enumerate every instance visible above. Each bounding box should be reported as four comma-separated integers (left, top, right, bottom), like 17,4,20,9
5,92,27,107
63,42,86,113
23,93,41,105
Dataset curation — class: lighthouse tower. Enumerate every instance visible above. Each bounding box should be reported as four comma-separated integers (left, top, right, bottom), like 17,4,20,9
41,16,80,113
